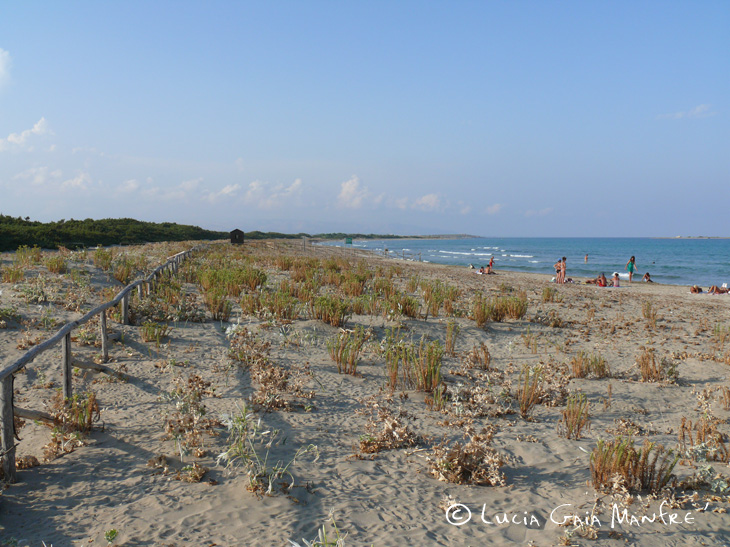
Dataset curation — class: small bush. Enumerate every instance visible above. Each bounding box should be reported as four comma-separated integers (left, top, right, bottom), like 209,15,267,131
571,351,610,379
45,256,67,274
327,326,369,375
557,393,591,439
517,365,543,419
590,437,678,493
429,427,506,486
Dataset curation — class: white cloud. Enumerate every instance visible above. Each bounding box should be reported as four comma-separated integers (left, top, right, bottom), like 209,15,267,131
337,176,368,209
524,207,553,217
149,178,203,201
460,204,472,215
0,49,10,89
244,178,304,209
412,193,441,212
394,197,409,210
207,183,242,202
1,118,50,152
657,104,717,120
61,171,92,190
14,166,63,187
486,203,503,215
117,179,140,194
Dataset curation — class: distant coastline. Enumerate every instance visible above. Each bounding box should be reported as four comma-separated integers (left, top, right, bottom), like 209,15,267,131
654,236,730,240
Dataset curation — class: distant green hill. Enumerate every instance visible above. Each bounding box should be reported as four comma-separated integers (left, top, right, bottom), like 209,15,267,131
0,216,227,251
0,215,470,252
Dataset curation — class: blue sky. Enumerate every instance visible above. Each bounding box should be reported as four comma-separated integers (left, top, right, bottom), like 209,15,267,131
0,1,727,236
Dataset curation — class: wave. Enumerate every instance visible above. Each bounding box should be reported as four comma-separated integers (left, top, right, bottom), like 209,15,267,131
510,254,534,258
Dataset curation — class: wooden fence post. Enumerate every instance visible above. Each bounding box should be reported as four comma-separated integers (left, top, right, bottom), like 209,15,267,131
1,375,16,482
100,311,109,363
62,333,72,400
122,294,129,325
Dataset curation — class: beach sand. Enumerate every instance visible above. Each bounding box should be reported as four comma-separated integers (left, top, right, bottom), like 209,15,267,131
1,240,730,546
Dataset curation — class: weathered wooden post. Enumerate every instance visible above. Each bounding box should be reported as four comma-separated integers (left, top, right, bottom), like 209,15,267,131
121,294,129,325
62,333,72,400
1,375,16,482
100,310,109,363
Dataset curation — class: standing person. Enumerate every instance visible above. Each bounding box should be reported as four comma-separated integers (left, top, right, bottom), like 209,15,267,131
489,256,494,271
585,254,588,263
560,256,567,284
625,256,637,283
554,257,563,284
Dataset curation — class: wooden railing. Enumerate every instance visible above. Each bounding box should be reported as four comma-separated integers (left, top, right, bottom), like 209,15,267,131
0,246,200,482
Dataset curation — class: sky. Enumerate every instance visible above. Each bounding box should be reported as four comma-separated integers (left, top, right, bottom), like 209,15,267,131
0,1,727,237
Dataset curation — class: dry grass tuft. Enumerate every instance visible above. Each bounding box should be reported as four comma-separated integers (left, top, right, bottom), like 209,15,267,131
590,436,678,493
570,351,610,379
517,365,543,419
557,393,591,439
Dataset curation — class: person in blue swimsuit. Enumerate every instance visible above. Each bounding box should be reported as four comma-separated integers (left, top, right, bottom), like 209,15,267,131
625,256,637,283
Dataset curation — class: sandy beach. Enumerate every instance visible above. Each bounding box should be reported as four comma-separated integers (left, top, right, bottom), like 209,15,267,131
1,240,730,546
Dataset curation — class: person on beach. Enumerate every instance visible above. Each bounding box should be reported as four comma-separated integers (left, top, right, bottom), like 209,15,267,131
612,272,620,287
585,254,588,263
586,273,606,286
708,285,729,294
560,257,567,284
553,258,562,283
643,272,653,283
691,285,703,294
489,256,494,270
625,256,637,283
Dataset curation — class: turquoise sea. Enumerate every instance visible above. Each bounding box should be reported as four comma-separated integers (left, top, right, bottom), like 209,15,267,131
318,237,730,288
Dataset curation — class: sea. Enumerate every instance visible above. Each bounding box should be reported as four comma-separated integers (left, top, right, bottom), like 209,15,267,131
316,237,730,288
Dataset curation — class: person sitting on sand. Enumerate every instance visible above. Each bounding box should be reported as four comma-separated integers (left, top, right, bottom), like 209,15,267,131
611,272,620,287
486,264,495,274
708,285,729,294
690,285,703,294
643,272,653,283
598,273,607,287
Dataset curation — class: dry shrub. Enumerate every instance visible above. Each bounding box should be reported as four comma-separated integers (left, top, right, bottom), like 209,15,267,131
637,347,677,383
590,437,678,493
228,326,271,368
175,462,208,483
309,295,350,327
462,342,492,370
542,286,563,303
517,365,543,419
678,416,730,463
45,256,67,274
570,351,610,379
642,299,658,329
43,391,101,461
203,290,233,321
358,400,421,454
327,326,370,375
557,393,591,439
15,455,40,470
437,383,512,418
720,386,730,411
429,427,506,486
163,374,218,459
445,321,460,356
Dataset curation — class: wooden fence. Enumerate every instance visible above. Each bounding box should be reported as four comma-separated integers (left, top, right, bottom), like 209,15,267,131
0,246,200,482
